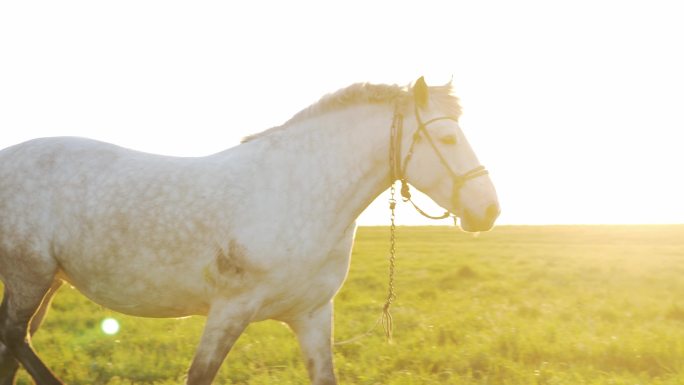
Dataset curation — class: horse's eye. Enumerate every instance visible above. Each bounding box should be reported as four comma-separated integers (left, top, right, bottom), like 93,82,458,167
439,135,458,145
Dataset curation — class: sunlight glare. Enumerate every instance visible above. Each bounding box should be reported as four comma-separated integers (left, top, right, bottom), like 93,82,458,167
101,318,120,335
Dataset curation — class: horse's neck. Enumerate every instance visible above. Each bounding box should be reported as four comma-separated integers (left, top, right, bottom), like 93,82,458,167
244,104,393,234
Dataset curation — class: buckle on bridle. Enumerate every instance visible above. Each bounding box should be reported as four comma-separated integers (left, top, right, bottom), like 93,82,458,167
400,179,411,201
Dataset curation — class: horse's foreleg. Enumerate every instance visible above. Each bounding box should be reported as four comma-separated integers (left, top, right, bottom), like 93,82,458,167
185,300,251,385
288,301,337,385
0,278,63,385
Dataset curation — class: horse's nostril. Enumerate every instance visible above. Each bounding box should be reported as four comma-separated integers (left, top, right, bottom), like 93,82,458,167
486,203,500,222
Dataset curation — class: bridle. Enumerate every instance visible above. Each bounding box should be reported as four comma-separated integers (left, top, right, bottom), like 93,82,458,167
381,101,489,341
390,103,489,222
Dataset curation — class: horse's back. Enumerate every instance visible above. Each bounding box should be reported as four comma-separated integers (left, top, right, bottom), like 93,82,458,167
1,137,137,191
1,136,172,177
0,137,140,230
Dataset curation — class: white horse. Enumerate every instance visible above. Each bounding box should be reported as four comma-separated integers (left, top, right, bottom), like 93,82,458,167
0,77,499,385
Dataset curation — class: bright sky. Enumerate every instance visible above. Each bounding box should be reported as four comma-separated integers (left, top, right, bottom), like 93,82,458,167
1,1,683,225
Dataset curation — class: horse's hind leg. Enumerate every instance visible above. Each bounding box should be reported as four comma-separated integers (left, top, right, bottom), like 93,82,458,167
0,326,19,385
28,280,62,337
0,280,62,385
0,277,64,385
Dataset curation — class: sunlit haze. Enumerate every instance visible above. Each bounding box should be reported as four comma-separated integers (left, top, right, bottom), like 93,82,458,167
1,1,682,225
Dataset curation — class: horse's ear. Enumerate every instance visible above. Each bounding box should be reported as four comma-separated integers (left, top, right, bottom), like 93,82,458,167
414,76,429,108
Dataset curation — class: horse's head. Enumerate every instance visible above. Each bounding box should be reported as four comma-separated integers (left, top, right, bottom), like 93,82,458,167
396,77,500,232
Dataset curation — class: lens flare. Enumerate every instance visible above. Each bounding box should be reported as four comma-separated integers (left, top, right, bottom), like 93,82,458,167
101,318,120,335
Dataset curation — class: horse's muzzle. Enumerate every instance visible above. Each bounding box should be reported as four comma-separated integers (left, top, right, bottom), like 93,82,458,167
460,203,500,232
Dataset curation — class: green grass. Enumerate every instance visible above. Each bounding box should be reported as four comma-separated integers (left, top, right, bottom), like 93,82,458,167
3,225,684,384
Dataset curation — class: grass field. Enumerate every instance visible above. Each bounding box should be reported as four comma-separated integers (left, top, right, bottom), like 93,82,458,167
4,225,684,384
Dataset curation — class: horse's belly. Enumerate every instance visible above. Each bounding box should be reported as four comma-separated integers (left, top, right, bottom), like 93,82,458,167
255,272,346,322
57,264,212,318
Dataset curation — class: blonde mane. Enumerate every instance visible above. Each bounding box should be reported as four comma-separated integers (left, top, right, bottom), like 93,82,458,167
241,81,461,143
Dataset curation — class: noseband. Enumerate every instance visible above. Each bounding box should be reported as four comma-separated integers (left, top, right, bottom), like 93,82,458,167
389,103,489,221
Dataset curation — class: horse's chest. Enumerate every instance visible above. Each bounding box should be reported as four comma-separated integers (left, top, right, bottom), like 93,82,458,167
255,246,353,321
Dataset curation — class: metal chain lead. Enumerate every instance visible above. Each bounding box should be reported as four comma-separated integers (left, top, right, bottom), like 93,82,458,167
337,107,400,346
382,108,401,342
382,182,397,341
